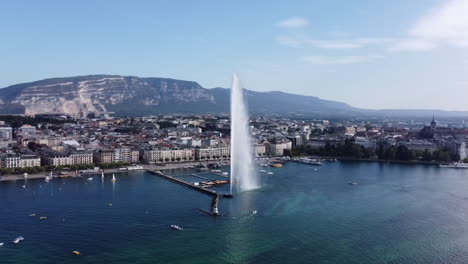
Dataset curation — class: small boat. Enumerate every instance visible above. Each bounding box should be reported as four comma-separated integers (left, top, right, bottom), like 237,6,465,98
72,250,81,255
267,172,274,175
170,225,183,230
348,182,358,185
29,213,36,217
40,216,47,220
260,170,266,173
222,172,229,176
44,176,50,183
252,210,257,215
0,242,4,246
87,177,93,181
22,185,26,188
111,174,116,182
440,162,468,169
13,236,24,244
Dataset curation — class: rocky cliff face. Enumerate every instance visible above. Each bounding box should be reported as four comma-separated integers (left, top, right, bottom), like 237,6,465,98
0,74,357,117
0,75,215,116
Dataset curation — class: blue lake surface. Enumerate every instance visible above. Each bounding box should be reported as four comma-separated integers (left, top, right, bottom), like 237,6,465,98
2,161,468,263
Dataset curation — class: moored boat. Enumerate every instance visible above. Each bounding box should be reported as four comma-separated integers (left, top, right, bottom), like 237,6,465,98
440,162,468,169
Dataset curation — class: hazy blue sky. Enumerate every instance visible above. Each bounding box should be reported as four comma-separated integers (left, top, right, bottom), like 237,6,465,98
1,0,468,110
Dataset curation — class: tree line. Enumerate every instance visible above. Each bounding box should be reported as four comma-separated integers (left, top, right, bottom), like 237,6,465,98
291,139,459,162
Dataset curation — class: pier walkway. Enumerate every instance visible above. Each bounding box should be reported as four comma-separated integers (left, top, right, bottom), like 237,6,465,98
146,170,233,215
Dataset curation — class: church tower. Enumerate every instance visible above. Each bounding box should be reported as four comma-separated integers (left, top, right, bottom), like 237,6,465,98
430,115,437,129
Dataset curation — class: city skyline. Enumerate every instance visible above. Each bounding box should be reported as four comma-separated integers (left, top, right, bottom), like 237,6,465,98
1,0,468,110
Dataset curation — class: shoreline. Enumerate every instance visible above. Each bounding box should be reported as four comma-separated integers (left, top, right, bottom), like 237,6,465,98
0,157,448,183
0,161,231,182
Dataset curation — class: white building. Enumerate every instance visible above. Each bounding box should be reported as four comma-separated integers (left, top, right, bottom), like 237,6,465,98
0,127,13,140
0,154,41,168
143,148,195,163
266,140,292,156
195,146,230,161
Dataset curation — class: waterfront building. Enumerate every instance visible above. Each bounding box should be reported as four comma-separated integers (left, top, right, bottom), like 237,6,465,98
308,137,343,149
143,148,195,163
266,139,292,156
38,149,72,166
94,149,114,164
0,154,41,168
354,137,377,150
195,146,230,161
69,151,94,165
113,147,133,163
400,140,437,153
254,144,266,157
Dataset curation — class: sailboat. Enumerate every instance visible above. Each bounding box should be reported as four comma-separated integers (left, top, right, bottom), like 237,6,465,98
111,174,116,182
45,171,52,182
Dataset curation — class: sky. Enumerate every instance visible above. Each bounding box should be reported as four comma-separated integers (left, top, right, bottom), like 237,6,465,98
1,0,468,111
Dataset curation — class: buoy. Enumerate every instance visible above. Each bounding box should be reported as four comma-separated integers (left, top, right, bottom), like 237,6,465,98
72,250,81,255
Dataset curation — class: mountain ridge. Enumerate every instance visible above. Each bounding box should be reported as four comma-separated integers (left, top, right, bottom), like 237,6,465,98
0,75,467,118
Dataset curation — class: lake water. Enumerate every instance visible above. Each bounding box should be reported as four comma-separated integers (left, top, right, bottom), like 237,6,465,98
2,161,468,263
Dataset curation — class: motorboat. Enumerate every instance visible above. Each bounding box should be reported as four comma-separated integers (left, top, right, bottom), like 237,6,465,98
72,250,81,255
297,158,322,166
260,170,266,173
271,163,283,168
267,172,274,175
40,216,47,220
170,225,183,230
111,174,116,182
13,236,24,244
87,177,93,181
0,242,4,246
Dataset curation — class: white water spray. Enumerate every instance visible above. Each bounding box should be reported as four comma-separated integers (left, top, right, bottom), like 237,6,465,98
230,73,258,193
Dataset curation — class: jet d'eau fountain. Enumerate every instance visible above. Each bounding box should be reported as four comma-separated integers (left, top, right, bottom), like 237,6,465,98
230,73,259,193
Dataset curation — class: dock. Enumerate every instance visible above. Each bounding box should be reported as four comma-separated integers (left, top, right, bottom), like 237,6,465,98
146,170,232,215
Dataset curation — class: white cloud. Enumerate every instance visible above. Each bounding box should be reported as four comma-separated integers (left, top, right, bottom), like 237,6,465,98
389,38,437,52
312,38,394,49
276,35,305,48
277,35,393,49
302,55,384,65
277,17,309,28
391,0,468,51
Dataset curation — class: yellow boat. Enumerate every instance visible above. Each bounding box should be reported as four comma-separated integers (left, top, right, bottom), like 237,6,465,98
271,163,283,168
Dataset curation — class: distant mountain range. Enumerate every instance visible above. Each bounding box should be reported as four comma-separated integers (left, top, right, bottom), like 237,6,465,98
0,75,466,118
